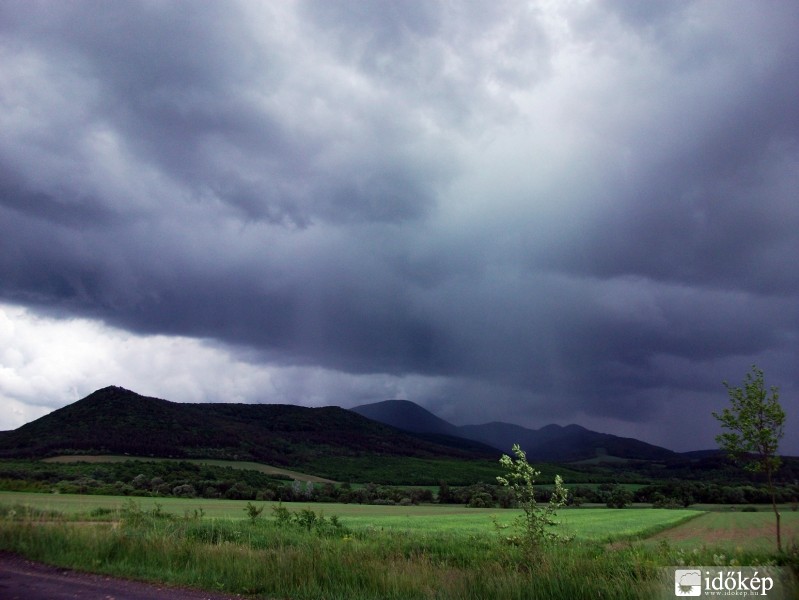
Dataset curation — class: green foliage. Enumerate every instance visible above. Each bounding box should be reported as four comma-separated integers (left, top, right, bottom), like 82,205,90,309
496,444,570,558
0,503,63,521
120,499,175,527
0,387,499,477
713,366,785,474
269,503,349,536
271,502,292,525
4,499,788,600
606,486,634,508
295,508,318,531
308,456,504,486
244,501,263,523
713,365,787,551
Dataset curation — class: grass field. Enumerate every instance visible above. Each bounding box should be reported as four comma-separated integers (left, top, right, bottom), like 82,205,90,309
43,455,336,483
3,491,796,548
1,491,796,599
0,491,700,541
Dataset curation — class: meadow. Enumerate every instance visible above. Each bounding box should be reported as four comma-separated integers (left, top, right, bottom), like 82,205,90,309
1,491,797,599
42,455,336,483
0,491,701,539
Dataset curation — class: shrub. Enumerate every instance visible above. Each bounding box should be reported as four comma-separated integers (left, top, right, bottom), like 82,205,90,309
244,502,264,523
496,443,570,558
606,486,633,509
172,484,197,497
271,502,292,526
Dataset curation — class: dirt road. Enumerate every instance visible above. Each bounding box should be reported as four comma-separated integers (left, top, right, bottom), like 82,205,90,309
0,552,248,600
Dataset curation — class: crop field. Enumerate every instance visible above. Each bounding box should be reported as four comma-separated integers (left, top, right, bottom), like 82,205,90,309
646,510,799,553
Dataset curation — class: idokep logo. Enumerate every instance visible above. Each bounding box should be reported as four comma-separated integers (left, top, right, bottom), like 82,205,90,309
673,567,777,597
675,569,702,596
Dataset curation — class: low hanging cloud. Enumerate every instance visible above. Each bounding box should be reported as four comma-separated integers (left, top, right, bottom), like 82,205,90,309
0,302,448,432
1,1,797,453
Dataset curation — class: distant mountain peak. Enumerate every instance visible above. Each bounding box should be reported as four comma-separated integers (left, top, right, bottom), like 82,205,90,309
0,387,497,464
350,399,461,437
95,385,133,393
3,387,679,466
352,400,677,462
537,423,565,433
357,399,426,409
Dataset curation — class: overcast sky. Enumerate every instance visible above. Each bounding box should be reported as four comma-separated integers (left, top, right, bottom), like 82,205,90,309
1,0,797,455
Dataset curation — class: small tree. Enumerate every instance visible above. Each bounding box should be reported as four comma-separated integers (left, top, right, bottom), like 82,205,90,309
496,443,569,558
713,365,786,552
437,480,452,504
244,501,263,523
606,486,633,509
291,479,303,500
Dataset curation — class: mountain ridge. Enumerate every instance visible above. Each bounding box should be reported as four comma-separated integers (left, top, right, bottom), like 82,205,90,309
0,386,497,466
0,386,678,467
350,399,678,462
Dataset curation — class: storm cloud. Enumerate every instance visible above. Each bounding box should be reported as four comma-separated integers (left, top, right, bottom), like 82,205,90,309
1,1,797,453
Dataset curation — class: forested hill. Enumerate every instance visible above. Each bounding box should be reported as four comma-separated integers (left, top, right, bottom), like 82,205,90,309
0,386,498,465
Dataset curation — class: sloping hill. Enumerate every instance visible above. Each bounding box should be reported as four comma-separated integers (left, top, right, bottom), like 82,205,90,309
352,399,460,437
351,400,678,462
350,399,503,455
0,387,498,467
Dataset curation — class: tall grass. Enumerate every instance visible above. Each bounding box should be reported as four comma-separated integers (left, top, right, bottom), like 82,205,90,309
0,503,669,599
1,502,795,599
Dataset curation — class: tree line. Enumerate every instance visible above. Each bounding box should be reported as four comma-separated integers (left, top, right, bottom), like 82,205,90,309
2,458,796,509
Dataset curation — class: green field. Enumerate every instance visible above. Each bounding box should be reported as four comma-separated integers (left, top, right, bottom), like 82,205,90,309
43,455,335,483
0,491,700,540
2,491,796,549
1,491,796,599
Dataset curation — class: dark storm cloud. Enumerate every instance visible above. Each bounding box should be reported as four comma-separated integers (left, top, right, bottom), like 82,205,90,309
544,2,799,297
1,1,798,453
0,1,445,227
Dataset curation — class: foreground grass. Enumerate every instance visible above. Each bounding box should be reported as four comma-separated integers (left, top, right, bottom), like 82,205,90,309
0,507,676,599
0,493,796,599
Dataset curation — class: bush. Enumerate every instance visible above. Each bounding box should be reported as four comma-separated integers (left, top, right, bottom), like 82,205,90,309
172,484,196,497
496,443,570,558
244,502,264,523
269,503,349,536
606,487,633,509
468,492,493,508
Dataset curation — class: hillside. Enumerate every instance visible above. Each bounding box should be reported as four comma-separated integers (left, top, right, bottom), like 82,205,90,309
351,399,461,437
0,387,498,470
351,401,678,462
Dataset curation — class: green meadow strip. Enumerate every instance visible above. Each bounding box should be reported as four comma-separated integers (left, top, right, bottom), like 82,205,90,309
0,511,662,599
0,494,795,599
